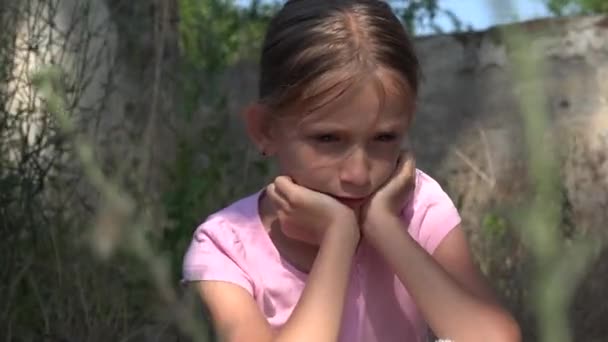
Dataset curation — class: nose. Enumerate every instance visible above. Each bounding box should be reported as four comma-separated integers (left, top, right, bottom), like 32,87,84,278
339,148,371,190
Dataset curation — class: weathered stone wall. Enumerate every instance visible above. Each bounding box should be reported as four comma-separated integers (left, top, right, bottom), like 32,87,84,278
412,15,608,238
410,17,608,339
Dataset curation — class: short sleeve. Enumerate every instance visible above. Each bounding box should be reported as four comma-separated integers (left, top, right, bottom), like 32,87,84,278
418,197,461,254
182,219,254,295
410,171,462,255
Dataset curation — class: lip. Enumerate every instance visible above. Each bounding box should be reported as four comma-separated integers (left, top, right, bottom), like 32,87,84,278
334,196,367,207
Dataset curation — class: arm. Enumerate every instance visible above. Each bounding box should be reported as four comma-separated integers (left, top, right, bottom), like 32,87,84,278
197,215,360,342
365,219,521,342
280,224,359,341
360,151,520,341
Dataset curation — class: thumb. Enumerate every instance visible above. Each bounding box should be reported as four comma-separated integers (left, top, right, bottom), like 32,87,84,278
396,150,416,186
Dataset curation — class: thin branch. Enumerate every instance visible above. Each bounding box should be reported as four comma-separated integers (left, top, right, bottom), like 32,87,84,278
452,146,495,188
477,124,496,186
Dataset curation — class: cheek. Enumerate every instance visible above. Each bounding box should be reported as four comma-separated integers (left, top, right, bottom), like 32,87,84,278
371,157,399,187
275,146,324,179
275,150,339,193
276,144,312,171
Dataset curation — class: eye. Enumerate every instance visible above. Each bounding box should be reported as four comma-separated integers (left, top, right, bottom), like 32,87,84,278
374,132,398,142
312,134,340,143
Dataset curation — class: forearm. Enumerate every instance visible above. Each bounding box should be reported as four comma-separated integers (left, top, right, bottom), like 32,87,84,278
366,217,518,342
277,223,359,342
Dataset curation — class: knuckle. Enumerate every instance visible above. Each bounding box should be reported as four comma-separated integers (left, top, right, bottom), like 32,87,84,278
266,185,277,199
275,175,289,185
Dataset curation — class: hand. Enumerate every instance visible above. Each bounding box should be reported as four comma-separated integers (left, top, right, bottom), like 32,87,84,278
360,150,416,235
265,176,359,245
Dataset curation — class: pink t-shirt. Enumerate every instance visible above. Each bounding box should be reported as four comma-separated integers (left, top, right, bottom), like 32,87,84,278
182,169,461,342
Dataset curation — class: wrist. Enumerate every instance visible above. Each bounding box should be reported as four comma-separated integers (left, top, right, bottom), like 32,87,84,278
362,209,400,233
325,215,360,246
362,213,402,243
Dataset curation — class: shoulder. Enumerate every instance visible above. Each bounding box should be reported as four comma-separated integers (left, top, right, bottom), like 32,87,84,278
405,169,461,254
412,169,454,207
184,190,264,270
182,190,264,289
194,190,263,241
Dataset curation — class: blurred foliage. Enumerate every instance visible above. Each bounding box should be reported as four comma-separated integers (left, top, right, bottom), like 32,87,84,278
497,7,605,339
179,0,277,75
544,0,608,15
161,0,275,280
482,212,509,239
391,0,468,34
0,1,159,339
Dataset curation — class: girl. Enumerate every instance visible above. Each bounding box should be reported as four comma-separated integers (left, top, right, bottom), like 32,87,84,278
182,1,521,341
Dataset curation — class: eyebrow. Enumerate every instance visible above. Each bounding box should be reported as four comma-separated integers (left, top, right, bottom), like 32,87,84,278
300,120,407,133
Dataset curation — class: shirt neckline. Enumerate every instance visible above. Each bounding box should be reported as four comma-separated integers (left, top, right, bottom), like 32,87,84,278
250,188,310,281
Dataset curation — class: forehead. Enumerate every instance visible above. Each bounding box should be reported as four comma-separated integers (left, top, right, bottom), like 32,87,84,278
294,70,415,129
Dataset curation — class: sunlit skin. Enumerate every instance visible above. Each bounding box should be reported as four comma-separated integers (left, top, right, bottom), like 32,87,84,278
259,70,413,219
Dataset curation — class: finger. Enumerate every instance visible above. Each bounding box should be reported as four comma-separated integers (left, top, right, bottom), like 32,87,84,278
274,175,300,204
399,149,415,171
397,150,416,184
266,183,289,211
274,175,331,207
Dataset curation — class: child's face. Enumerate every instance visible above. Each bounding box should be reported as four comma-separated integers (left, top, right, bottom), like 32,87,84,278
267,73,415,210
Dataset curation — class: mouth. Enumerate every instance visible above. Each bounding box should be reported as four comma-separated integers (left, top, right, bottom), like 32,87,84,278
334,196,367,208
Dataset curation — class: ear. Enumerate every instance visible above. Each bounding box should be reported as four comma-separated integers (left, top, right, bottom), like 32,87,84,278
242,102,277,155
